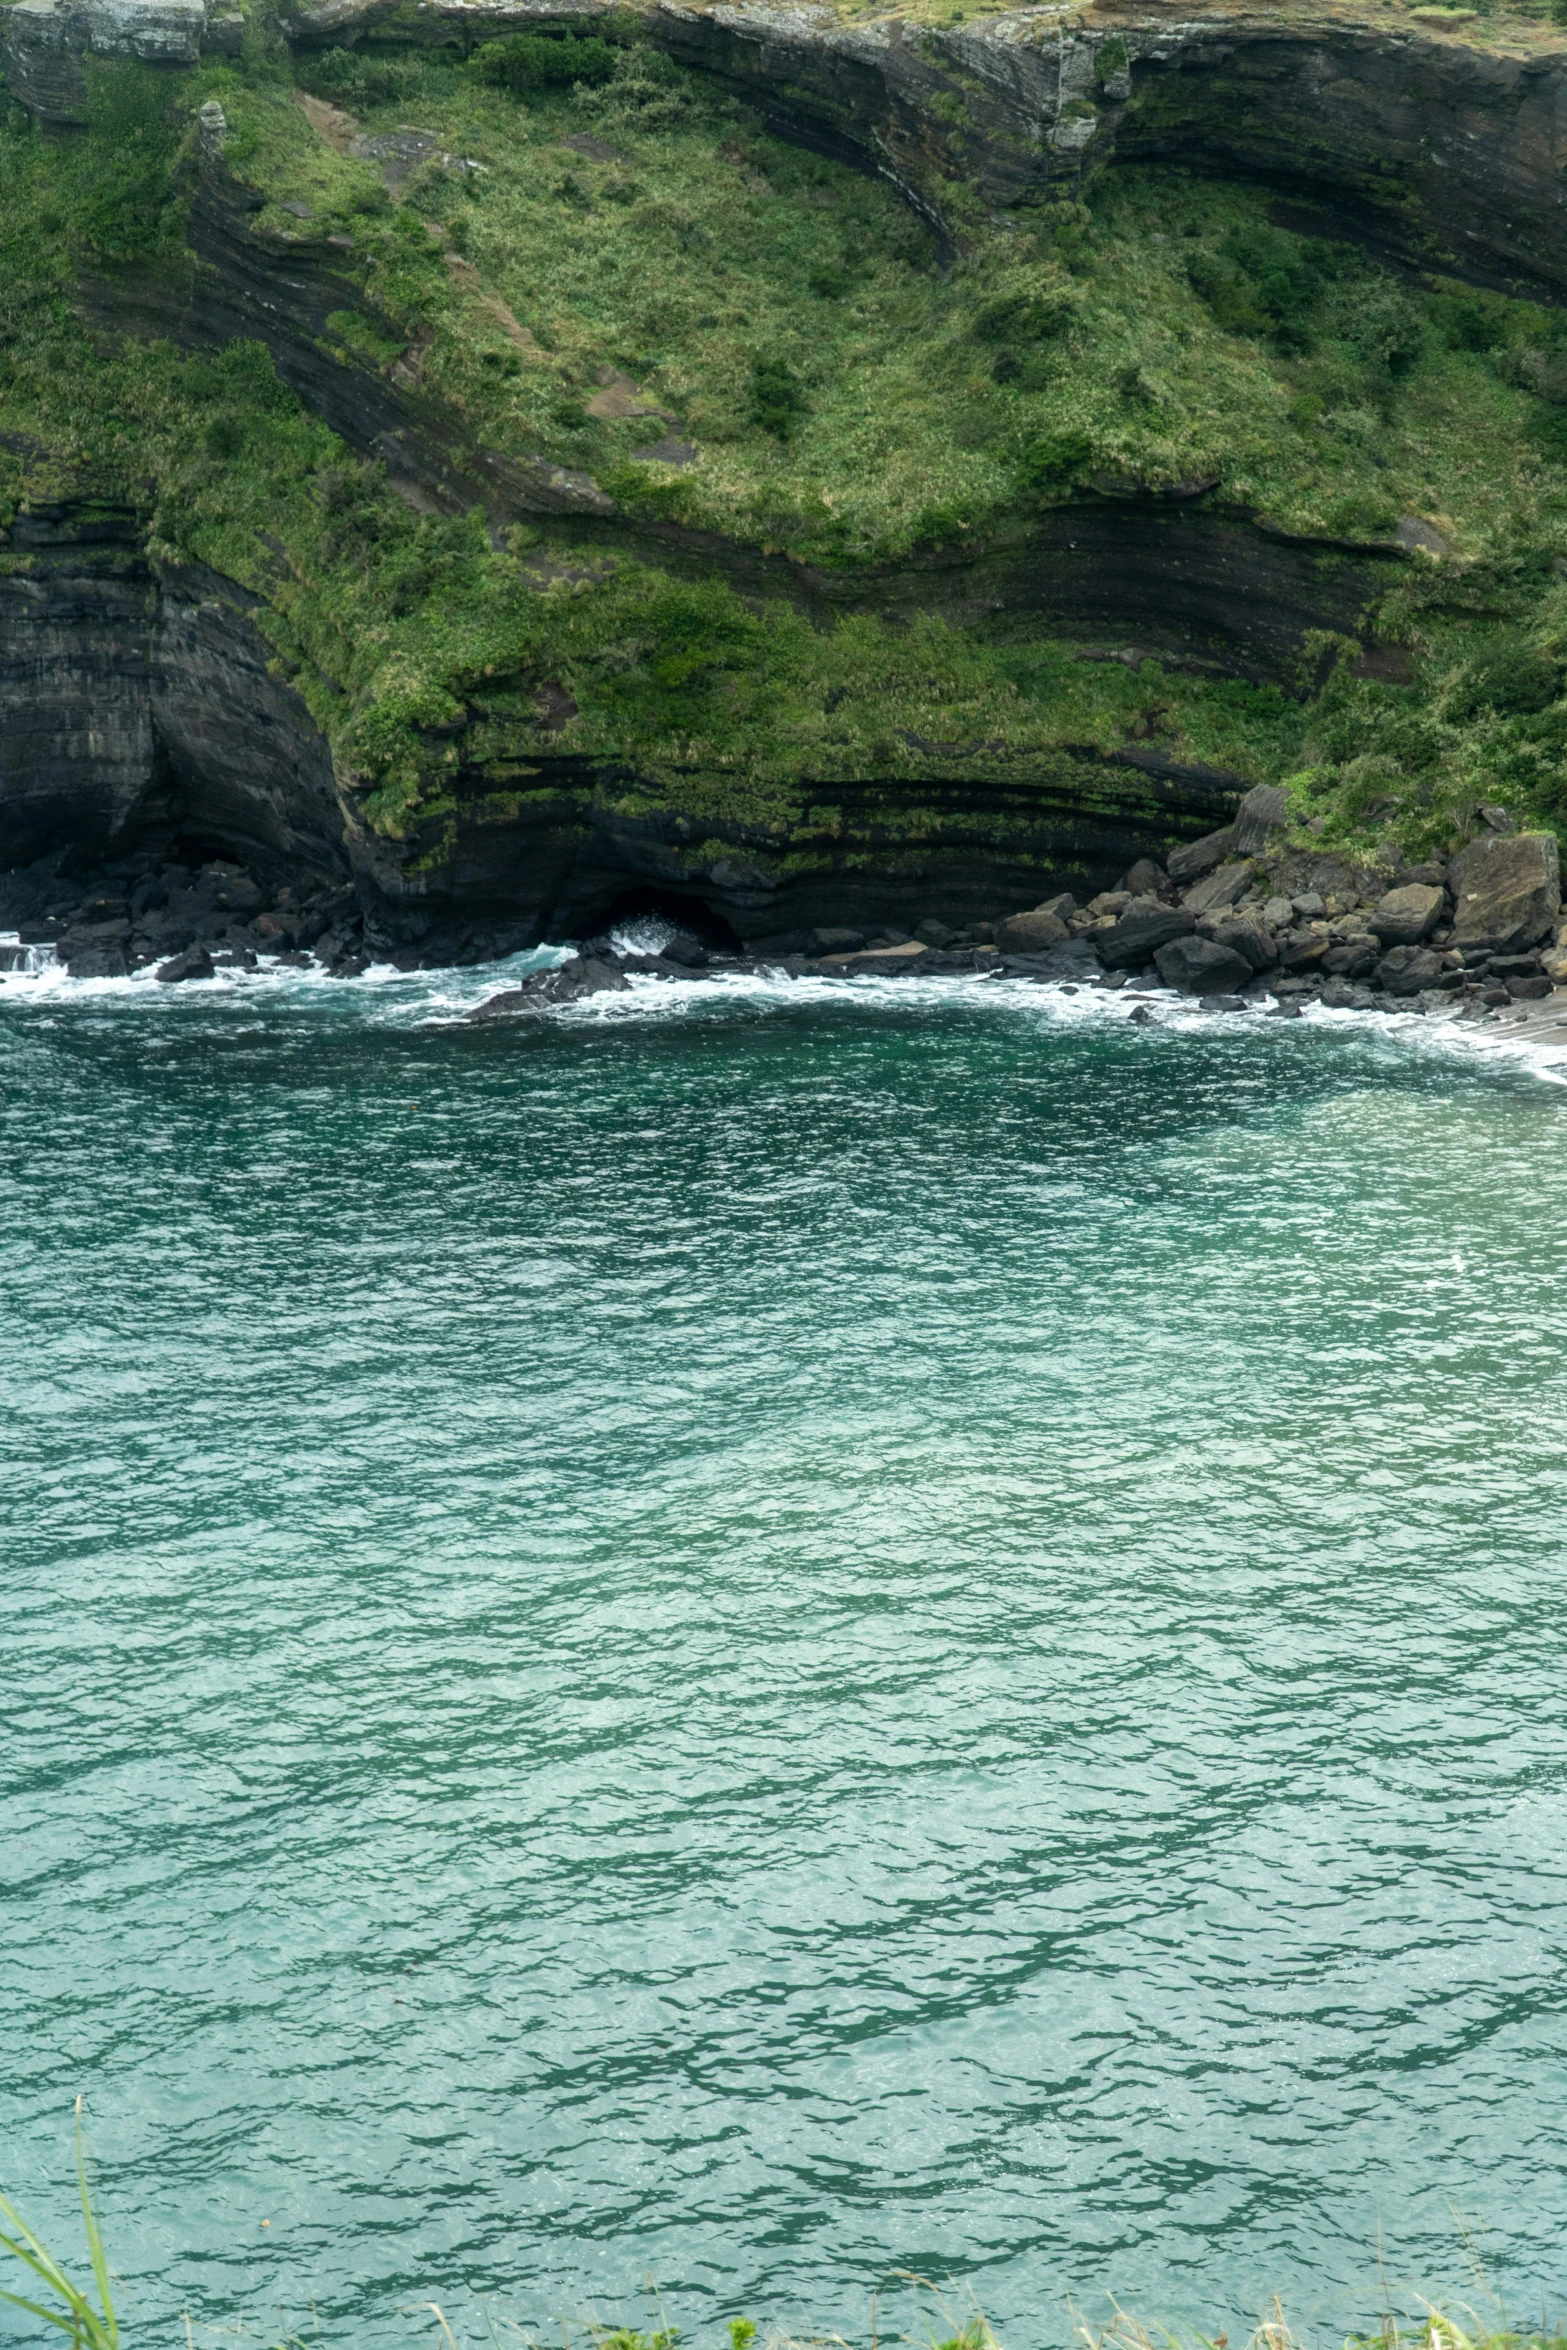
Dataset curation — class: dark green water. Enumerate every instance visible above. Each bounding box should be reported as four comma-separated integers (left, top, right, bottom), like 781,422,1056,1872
6,962,1567,2350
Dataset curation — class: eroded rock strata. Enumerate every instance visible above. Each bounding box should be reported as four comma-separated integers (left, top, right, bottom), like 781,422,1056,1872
4,0,1567,965
285,0,1567,295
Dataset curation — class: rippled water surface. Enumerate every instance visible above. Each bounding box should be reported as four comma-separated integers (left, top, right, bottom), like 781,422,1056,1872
6,964,1567,2350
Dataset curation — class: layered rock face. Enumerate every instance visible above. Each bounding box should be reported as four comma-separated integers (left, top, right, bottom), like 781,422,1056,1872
11,0,1566,290
4,0,1565,959
0,495,1248,955
279,0,1567,293
0,498,348,881
1,0,209,121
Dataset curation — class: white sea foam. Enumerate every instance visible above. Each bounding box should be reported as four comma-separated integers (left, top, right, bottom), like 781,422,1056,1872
5,930,1566,1083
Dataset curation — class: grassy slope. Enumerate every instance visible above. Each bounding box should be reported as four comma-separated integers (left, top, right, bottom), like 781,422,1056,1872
1,20,1567,866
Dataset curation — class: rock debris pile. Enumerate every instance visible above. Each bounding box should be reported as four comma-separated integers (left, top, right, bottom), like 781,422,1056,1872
0,852,371,981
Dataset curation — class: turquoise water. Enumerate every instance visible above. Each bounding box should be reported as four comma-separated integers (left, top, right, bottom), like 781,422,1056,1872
6,962,1567,2350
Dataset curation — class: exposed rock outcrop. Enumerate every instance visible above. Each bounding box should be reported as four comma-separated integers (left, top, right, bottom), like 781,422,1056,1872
274,0,1567,293
0,494,1250,956
1448,830,1561,945
0,498,349,880
0,0,206,121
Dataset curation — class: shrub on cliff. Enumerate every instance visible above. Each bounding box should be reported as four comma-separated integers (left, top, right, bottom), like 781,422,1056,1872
295,47,422,111
748,355,808,442
971,281,1077,346
469,33,616,94
571,43,693,124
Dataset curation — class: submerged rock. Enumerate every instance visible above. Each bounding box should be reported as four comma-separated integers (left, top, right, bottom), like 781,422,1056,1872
155,945,215,984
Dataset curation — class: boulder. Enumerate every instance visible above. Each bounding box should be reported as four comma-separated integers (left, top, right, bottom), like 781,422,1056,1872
1099,908,1195,969
469,955,630,1013
1291,891,1326,918
1508,973,1552,999
565,956,633,996
155,945,215,984
61,918,133,978
1319,978,1375,1010
1183,859,1257,916
812,927,866,953
1262,896,1295,931
1369,882,1444,944
996,906,1072,953
1321,935,1380,977
1117,860,1165,896
1167,826,1236,884
1375,944,1445,996
1449,831,1560,946
662,930,708,966
1155,933,1254,994
1211,916,1278,970
1230,783,1292,856
914,918,956,947
1277,931,1331,972
1031,940,1104,980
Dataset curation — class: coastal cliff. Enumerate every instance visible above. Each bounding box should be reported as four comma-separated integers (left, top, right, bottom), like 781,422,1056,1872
2,0,1567,959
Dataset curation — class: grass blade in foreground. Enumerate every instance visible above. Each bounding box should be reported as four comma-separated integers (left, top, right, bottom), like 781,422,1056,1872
0,2098,119,2350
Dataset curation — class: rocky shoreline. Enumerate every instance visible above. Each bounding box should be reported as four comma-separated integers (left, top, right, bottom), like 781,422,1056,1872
471,790,1567,1039
6,786,1565,1059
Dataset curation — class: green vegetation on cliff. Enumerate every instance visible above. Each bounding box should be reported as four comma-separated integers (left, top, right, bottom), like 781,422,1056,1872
2,13,1567,867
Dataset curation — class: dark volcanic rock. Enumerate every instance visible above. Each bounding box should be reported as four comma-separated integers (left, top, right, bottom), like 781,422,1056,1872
1210,916,1278,970
1100,908,1196,968
471,955,631,1015
1322,934,1380,977
1182,859,1255,916
61,919,133,978
1229,784,1291,857
156,945,215,984
1167,827,1236,885
0,505,348,884
1155,933,1254,995
1375,943,1445,995
1277,931,1331,973
1032,940,1104,980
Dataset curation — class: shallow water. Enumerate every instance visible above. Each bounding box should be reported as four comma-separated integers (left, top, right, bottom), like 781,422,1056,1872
5,959,1567,2350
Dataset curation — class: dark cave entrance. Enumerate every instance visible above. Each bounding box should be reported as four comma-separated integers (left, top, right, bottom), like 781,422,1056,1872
599,887,745,954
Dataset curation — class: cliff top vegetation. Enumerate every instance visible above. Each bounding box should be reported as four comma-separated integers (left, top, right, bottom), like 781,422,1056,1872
2,5,1567,867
